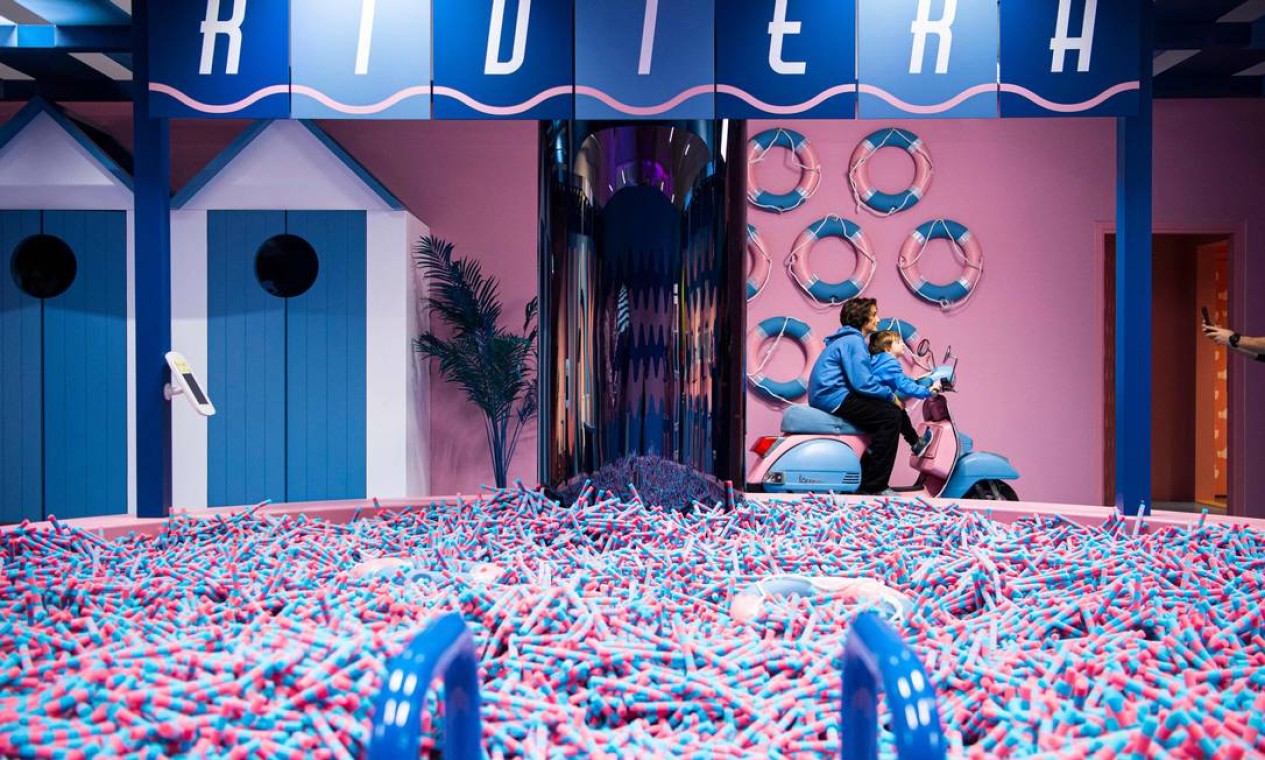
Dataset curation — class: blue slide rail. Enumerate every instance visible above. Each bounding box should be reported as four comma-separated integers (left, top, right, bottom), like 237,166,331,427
367,613,483,759
841,612,946,760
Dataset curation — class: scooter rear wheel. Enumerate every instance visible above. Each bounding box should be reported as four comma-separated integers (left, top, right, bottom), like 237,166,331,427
966,480,1019,501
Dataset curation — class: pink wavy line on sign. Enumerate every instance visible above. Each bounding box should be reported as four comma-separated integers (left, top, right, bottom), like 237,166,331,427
999,81,1140,112
149,82,290,114
856,83,997,114
574,84,714,116
432,85,572,116
290,84,431,114
715,84,857,114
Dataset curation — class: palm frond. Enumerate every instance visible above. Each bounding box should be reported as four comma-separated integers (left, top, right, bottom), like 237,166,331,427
414,236,538,487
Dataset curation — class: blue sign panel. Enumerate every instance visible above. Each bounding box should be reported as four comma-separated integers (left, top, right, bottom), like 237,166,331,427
999,0,1140,117
575,0,715,119
291,0,432,118
434,0,572,119
716,0,856,119
148,0,290,118
858,0,998,119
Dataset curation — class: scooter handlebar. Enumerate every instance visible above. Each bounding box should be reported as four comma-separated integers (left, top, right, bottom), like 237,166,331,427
916,364,956,388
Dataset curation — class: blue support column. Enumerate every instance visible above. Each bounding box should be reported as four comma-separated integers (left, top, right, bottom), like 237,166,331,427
1115,0,1153,516
132,0,172,518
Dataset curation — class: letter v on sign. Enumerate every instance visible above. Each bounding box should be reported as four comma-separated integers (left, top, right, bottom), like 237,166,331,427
434,0,573,118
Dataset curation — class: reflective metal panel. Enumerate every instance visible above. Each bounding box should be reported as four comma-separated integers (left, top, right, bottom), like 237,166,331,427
538,120,746,488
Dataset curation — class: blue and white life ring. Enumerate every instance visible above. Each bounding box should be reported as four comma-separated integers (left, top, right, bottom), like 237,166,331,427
748,128,822,214
746,316,825,403
848,128,934,216
875,318,920,349
787,216,876,304
747,224,771,301
899,219,984,310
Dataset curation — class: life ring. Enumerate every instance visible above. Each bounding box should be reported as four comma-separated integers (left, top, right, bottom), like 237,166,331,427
748,128,822,214
787,216,876,304
848,128,933,217
875,317,938,378
746,224,771,301
746,316,825,403
875,318,920,349
898,219,984,310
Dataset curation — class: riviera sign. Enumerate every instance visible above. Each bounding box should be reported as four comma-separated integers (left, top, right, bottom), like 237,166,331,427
148,0,1140,120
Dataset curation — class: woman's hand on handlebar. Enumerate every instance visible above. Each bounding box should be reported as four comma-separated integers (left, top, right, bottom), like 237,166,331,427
929,381,943,394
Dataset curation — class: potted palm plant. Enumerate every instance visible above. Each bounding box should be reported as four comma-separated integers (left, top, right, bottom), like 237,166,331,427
413,236,537,489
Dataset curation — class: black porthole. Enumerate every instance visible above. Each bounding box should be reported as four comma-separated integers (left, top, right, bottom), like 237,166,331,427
255,234,319,298
10,234,77,299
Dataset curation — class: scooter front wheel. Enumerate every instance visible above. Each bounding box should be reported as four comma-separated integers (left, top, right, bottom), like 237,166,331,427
966,480,1019,501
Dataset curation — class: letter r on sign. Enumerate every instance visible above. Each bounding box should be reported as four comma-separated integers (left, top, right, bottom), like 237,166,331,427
909,0,957,75
199,0,248,75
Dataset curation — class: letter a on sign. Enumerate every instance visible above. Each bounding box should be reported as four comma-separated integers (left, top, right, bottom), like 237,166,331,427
858,0,996,118
291,0,432,118
149,0,290,117
1049,0,1096,73
999,0,1138,117
434,0,573,118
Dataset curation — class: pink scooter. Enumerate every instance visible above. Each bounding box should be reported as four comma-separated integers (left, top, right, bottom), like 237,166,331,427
747,351,1020,500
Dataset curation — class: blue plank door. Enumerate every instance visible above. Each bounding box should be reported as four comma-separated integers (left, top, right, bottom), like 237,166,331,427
0,210,127,523
41,212,128,520
0,211,44,523
206,210,366,507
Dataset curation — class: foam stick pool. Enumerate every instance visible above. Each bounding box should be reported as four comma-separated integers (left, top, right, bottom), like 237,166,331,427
2,491,1264,758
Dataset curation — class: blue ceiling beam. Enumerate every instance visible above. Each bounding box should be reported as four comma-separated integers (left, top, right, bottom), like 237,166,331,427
0,23,130,51
7,0,129,25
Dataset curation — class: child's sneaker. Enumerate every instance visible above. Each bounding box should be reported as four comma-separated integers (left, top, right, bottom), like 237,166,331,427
912,430,933,457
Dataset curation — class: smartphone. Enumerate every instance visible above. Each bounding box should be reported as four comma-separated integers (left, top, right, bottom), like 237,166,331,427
1202,306,1213,325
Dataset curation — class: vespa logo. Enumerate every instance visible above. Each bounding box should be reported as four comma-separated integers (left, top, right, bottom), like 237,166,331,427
795,475,822,484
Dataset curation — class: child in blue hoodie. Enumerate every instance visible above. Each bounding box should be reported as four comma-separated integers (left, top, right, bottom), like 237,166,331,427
868,330,940,457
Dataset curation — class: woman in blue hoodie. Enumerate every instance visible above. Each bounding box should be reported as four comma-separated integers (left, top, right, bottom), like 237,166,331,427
807,298,904,495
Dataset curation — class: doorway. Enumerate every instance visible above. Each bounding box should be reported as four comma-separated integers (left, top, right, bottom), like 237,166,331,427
1104,233,1232,514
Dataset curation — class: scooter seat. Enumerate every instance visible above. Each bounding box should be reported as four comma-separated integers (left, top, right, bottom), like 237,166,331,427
780,405,866,436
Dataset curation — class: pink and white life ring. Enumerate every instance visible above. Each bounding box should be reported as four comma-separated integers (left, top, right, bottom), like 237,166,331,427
746,316,825,403
849,128,934,217
747,224,771,301
748,128,822,214
898,219,984,310
787,216,876,304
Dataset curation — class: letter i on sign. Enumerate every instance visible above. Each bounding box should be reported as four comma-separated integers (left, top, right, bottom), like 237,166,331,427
639,0,659,74
356,0,377,74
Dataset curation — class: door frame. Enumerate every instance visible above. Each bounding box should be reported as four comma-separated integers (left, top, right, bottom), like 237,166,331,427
1098,222,1247,515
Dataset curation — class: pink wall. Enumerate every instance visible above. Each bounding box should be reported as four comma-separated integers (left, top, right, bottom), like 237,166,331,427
318,121,541,494
746,117,1116,505
4,99,1262,508
746,100,1265,512
0,103,540,494
1148,236,1199,502
1150,100,1265,518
